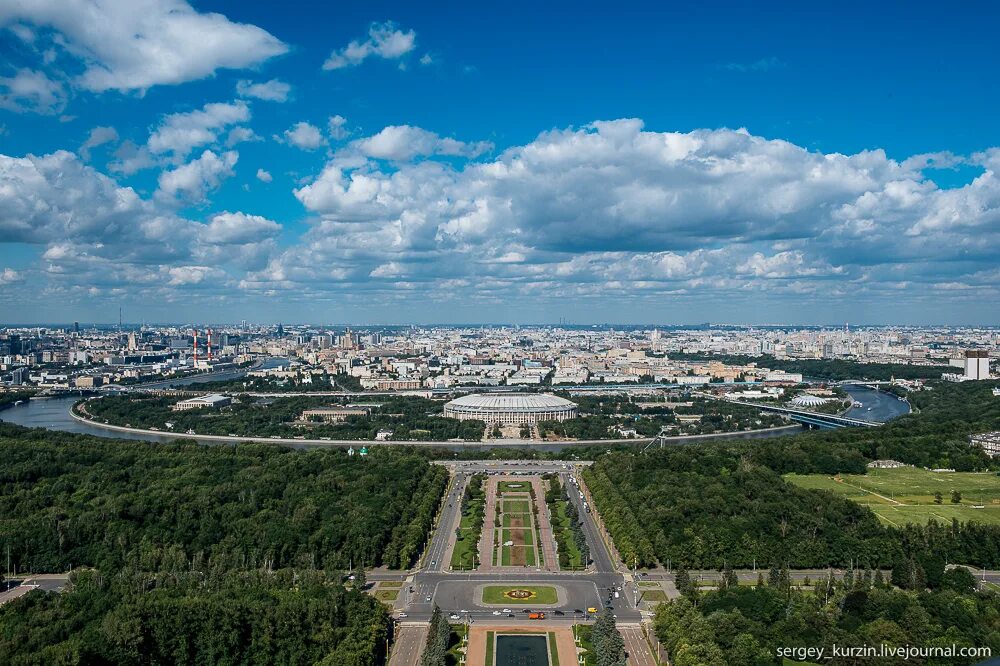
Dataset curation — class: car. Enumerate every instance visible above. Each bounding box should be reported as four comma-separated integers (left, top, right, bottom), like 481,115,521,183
449,614,460,620
398,612,408,618
521,609,531,614
425,596,432,602
554,610,565,616
502,608,512,613
507,613,515,618
492,610,502,616
575,609,585,614
430,560,436,566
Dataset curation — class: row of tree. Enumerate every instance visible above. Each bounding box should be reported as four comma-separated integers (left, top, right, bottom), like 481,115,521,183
0,569,388,666
419,605,453,666
590,609,627,666
0,423,448,573
655,567,997,666
582,379,1000,569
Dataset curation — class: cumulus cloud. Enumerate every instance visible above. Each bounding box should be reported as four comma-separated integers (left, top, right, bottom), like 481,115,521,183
0,268,23,285
323,21,416,70
281,121,326,150
147,101,250,158
328,115,349,140
78,126,119,161
236,78,290,102
0,0,287,93
349,125,493,161
271,119,1000,311
0,68,66,114
3,121,999,317
256,168,272,183
156,149,238,203
202,211,281,244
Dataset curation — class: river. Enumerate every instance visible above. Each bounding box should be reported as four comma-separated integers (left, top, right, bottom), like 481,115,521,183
0,380,908,452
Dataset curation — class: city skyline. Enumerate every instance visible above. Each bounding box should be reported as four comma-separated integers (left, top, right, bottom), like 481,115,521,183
2,1,999,324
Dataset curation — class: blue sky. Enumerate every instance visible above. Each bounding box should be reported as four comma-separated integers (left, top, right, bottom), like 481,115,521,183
1,0,998,325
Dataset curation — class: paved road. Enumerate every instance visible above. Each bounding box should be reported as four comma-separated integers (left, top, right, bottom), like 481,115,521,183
387,623,428,666
423,473,469,572
0,574,70,606
620,623,658,666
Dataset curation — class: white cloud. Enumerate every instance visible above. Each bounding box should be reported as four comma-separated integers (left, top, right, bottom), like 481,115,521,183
282,121,325,150
236,78,290,102
156,149,238,203
0,0,288,92
147,101,250,158
349,125,492,161
0,268,23,285
225,126,259,147
328,114,349,140
79,126,119,161
256,168,272,183
202,211,280,244
0,68,66,114
3,121,999,316
420,54,433,66
323,21,416,70
0,150,145,243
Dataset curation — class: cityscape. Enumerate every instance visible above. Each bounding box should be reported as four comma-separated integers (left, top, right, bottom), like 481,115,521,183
2,1,1000,665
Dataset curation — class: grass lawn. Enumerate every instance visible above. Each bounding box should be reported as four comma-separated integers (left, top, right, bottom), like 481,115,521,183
380,581,403,588
374,589,399,601
481,585,559,605
548,631,560,666
451,530,479,569
576,625,595,666
498,481,530,493
503,499,531,513
785,467,1000,526
641,589,668,602
638,581,659,588
485,632,495,666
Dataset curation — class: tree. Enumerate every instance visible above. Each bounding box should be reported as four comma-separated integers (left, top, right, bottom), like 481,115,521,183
592,609,626,666
420,605,449,666
934,491,943,504
675,564,694,599
951,490,962,504
941,566,977,594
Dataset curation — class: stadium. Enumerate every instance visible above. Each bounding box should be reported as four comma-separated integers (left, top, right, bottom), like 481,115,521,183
443,393,578,425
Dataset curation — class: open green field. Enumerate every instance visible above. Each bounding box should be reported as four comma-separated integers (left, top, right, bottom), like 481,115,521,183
498,481,530,493
785,467,1000,526
502,499,530,513
374,589,399,602
481,585,559,605
641,589,668,602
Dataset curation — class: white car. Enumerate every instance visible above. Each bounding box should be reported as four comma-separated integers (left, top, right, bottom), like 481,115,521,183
492,610,502,616
449,614,460,620
502,608,512,613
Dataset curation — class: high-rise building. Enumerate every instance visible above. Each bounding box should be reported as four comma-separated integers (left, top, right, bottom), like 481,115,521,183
965,350,991,380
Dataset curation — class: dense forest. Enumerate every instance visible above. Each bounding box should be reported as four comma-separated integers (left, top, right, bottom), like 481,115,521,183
668,353,954,381
583,380,1000,569
656,566,996,666
0,569,387,666
0,423,448,573
82,394,486,441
